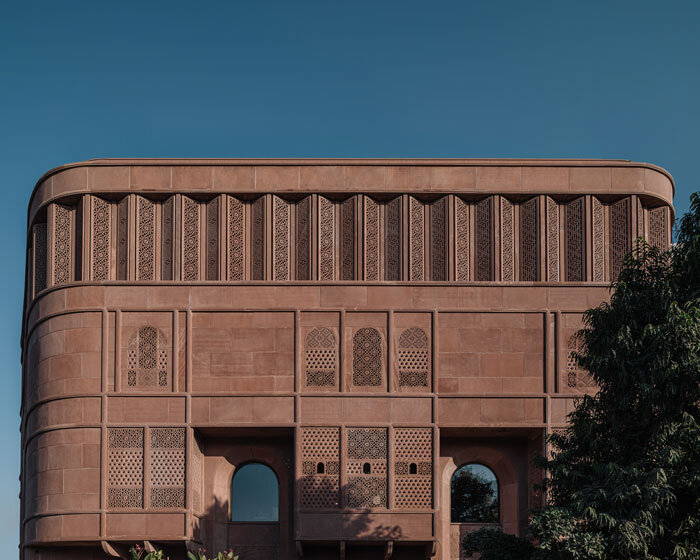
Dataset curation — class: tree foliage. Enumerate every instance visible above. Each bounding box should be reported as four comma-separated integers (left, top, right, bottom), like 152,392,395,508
451,466,499,523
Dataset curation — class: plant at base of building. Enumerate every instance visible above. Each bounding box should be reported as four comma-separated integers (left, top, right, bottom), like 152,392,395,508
462,526,536,560
129,545,164,560
187,547,239,560
533,193,700,559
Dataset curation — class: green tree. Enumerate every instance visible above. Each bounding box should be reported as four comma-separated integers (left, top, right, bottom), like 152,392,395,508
451,466,499,523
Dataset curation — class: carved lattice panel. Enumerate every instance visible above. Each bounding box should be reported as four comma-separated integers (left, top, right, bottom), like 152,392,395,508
117,197,129,281
528,431,544,509
431,196,448,281
53,204,72,285
108,428,144,508
161,197,174,281
566,334,594,388
305,327,337,387
384,197,402,281
610,197,631,280
206,197,220,281
345,428,388,508
301,428,340,508
183,197,200,281
394,428,432,509
340,197,356,280
92,197,110,281
475,198,492,281
546,197,560,281
319,197,335,280
227,196,245,280
397,328,429,388
565,198,585,281
273,196,290,280
137,197,156,281
592,197,605,281
519,198,538,281
455,197,469,281
149,428,185,508
352,328,383,387
33,223,47,295
649,207,668,250
501,198,515,281
251,196,265,280
126,326,170,389
364,197,380,281
409,197,425,281
296,196,312,280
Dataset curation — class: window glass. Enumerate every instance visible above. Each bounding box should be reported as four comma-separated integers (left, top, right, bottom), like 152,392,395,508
231,463,278,522
450,463,499,523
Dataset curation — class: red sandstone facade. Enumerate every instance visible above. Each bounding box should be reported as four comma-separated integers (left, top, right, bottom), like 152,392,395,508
20,159,674,560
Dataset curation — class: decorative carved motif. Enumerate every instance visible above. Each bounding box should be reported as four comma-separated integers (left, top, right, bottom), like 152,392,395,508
108,428,143,508
352,328,382,386
384,197,401,281
501,198,514,281
592,197,605,281
346,428,388,508
33,223,47,294
340,197,356,280
649,207,668,250
301,428,340,508
206,197,219,280
519,197,538,281
546,197,560,281
319,197,334,281
92,198,110,281
364,197,380,280
273,197,290,280
409,197,424,280
227,196,244,280
126,326,169,389
566,334,594,388
161,197,174,281
637,199,645,241
430,197,448,281
476,198,492,281
117,197,129,280
53,204,71,285
394,428,432,509
398,328,429,388
565,197,585,281
296,196,312,280
183,197,200,281
455,197,470,281
149,428,185,508
610,197,631,280
251,196,265,280
137,197,156,281
305,327,336,387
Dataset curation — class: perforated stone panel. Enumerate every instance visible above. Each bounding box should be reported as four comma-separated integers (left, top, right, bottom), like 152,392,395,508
117,197,129,280
566,334,594,388
528,432,544,509
565,198,585,282
137,197,156,281
455,197,470,281
341,197,356,280
546,197,560,281
149,428,185,508
301,428,340,509
345,428,388,508
384,197,402,281
431,196,448,281
501,198,514,282
108,428,144,508
519,197,538,281
305,327,337,387
33,223,47,295
53,204,72,285
251,196,265,280
364,197,380,281
126,326,170,389
394,428,432,509
476,197,492,281
409,197,424,281
397,328,429,388
296,196,312,280
92,197,110,281
592,197,605,281
273,196,290,280
319,196,335,280
610,197,631,280
206,197,220,281
227,196,245,280
161,196,174,281
183,197,200,281
649,206,668,250
352,328,383,386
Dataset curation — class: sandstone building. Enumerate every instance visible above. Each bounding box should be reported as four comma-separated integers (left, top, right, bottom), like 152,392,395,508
20,159,674,559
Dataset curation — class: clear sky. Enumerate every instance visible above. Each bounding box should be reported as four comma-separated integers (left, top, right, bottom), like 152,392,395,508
0,0,698,554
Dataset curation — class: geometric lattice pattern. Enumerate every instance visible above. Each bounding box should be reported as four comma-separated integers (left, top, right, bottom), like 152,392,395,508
92,197,110,281
431,196,448,281
33,223,47,295
565,197,585,282
183,197,200,281
251,197,265,281
319,197,335,281
273,196,290,281
149,428,185,508
384,197,402,281
352,328,383,387
546,197,559,281
566,334,594,388
108,428,144,508
649,206,668,250
455,197,470,281
610,197,631,281
305,327,336,387
394,428,432,509
161,197,174,281
301,428,340,509
137,197,156,281
228,196,245,281
409,197,425,281
519,197,538,281
126,326,169,389
476,198,492,281
346,428,387,508
340,197,356,280
206,197,219,281
501,198,514,282
364,197,380,281
397,328,429,388
296,196,312,281
53,204,72,286
592,197,605,281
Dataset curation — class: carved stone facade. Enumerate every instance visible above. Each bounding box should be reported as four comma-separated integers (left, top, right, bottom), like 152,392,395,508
21,159,674,560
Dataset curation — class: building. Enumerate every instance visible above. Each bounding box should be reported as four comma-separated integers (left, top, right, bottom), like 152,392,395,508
20,158,674,560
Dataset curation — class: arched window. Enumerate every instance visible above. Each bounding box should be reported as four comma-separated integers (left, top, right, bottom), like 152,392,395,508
231,463,278,522
451,463,499,523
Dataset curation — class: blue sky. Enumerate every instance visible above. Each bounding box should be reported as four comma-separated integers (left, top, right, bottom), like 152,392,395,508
0,0,698,554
